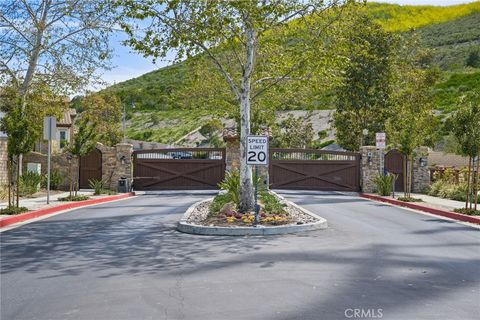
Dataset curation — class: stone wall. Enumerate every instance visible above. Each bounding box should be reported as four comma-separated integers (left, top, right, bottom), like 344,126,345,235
359,146,430,193
0,137,7,185
23,152,78,191
23,142,133,192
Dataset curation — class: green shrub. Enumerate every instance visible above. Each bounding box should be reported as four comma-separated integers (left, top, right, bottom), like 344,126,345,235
259,191,286,215
210,193,234,214
0,184,7,200
89,179,105,195
41,170,64,190
373,173,395,196
453,208,480,216
19,171,42,196
218,170,240,207
397,197,423,202
0,206,29,215
58,195,90,201
427,180,467,201
427,180,443,197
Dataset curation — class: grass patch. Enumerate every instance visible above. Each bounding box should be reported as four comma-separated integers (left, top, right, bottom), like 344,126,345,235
0,206,29,215
397,197,424,202
58,195,90,202
453,208,480,216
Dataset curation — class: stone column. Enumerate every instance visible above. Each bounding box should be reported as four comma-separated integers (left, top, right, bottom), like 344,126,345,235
359,146,381,193
113,143,133,190
0,137,8,185
223,127,271,186
412,146,430,193
97,143,116,189
223,128,240,173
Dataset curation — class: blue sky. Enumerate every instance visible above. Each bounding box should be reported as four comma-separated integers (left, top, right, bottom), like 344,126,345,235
97,0,476,90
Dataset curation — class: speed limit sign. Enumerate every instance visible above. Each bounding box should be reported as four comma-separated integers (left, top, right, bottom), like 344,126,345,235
246,135,268,166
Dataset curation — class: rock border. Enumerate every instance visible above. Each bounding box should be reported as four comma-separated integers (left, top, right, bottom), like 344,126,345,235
177,191,327,236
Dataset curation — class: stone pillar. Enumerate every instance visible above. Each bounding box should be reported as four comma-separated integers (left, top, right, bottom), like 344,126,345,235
97,143,116,189
222,127,271,186
223,128,240,172
113,143,133,191
359,146,381,193
412,146,430,193
0,137,8,185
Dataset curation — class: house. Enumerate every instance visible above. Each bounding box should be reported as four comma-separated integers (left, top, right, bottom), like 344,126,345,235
33,108,77,154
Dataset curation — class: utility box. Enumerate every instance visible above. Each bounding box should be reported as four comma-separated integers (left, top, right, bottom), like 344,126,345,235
118,177,129,193
27,163,41,174
27,162,42,192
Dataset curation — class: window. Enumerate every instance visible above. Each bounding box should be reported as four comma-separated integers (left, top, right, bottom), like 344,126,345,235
59,130,67,148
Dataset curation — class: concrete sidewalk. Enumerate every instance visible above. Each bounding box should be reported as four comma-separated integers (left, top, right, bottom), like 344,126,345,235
0,190,93,211
408,193,466,211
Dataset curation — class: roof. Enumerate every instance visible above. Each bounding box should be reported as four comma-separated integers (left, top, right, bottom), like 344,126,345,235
428,151,469,168
57,108,77,127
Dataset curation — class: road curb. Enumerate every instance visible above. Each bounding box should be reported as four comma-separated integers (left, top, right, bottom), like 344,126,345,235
359,193,480,224
177,196,328,236
0,192,136,228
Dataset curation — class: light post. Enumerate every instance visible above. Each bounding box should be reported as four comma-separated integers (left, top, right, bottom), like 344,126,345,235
361,128,369,147
123,103,135,142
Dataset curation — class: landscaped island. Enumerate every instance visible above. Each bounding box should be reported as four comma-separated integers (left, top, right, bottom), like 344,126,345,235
177,171,327,236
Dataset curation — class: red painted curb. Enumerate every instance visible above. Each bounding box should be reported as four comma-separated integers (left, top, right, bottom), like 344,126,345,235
0,192,135,228
359,193,480,224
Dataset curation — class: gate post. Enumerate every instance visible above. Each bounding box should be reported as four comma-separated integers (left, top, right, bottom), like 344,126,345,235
114,143,133,190
359,146,381,193
412,147,429,193
223,127,240,173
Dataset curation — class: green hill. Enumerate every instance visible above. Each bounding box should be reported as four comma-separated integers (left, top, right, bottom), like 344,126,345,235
98,2,480,144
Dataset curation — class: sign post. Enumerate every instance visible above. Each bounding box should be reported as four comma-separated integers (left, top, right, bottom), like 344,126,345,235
376,132,386,175
246,135,269,225
43,117,56,204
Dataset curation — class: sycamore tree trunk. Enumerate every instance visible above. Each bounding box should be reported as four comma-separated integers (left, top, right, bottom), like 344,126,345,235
15,1,49,177
238,27,256,213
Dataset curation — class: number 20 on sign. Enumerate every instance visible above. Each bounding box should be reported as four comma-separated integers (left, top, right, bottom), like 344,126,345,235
246,135,269,166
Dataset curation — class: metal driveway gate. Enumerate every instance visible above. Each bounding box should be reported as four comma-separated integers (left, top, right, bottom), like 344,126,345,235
269,148,360,191
133,148,226,190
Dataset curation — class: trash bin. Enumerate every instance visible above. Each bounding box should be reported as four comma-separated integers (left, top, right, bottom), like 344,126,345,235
118,177,129,193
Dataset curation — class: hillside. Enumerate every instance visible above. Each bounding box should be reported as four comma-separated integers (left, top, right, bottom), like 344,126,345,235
97,2,480,145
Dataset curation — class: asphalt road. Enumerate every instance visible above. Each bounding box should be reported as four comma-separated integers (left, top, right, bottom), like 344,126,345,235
1,191,479,320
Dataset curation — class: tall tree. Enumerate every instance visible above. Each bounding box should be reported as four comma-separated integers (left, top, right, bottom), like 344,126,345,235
117,0,354,212
81,93,122,146
386,68,439,198
0,0,114,97
1,0,114,173
333,13,398,151
65,117,97,196
447,91,480,210
0,83,66,207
